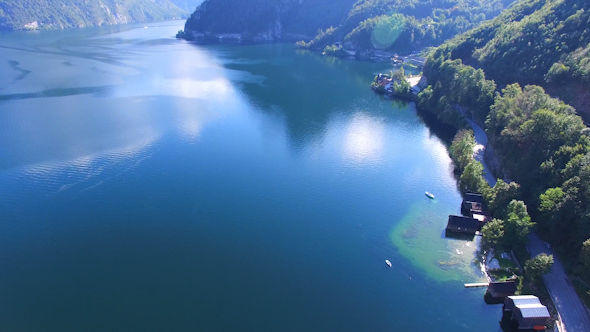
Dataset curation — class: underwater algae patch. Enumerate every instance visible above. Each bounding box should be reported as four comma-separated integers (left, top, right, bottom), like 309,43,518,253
390,201,486,282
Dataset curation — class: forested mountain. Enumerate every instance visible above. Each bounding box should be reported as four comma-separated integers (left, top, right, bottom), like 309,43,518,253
182,0,516,49
0,0,188,31
299,0,516,53
416,0,590,279
434,0,590,117
183,0,359,41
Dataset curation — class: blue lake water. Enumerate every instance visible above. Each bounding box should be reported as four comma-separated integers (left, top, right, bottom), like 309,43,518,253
0,21,503,331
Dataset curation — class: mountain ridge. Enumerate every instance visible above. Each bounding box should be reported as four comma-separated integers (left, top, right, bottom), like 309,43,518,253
181,0,517,53
301,0,517,53
429,0,590,118
182,0,359,41
0,0,197,31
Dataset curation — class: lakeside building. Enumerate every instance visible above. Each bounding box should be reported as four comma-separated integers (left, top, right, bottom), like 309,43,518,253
502,295,550,330
461,192,490,220
373,73,426,95
391,54,425,66
488,281,517,298
485,281,517,304
446,215,484,234
461,192,491,226
446,192,491,235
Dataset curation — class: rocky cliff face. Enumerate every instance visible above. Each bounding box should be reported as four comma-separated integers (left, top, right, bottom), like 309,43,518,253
183,0,357,41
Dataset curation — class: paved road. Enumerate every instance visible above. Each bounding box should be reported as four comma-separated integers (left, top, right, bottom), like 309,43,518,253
468,119,590,331
527,232,590,332
467,119,497,186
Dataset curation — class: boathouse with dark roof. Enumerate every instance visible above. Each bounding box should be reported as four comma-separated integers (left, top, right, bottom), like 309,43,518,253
461,192,489,217
485,281,517,303
446,215,485,234
488,281,517,298
464,192,484,203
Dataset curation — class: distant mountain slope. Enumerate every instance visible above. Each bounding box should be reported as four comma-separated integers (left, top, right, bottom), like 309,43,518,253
437,0,590,86
182,0,517,51
183,0,358,41
300,0,517,52
0,0,187,31
430,0,590,117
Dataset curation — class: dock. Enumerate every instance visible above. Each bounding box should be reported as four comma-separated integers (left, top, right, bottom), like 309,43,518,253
464,282,489,288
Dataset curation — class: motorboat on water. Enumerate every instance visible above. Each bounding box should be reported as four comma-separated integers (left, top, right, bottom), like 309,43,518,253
425,191,435,199
385,260,392,267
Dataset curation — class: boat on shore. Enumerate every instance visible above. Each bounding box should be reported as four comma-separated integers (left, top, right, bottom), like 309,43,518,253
385,260,392,267
425,191,435,199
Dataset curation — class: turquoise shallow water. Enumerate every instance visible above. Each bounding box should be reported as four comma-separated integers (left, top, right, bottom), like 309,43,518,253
0,21,502,331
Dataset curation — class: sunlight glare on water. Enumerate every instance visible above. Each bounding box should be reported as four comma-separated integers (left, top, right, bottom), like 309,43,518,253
342,112,385,166
0,21,502,332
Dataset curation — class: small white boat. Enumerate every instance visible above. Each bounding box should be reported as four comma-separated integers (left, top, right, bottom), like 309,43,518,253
385,260,392,267
425,191,435,199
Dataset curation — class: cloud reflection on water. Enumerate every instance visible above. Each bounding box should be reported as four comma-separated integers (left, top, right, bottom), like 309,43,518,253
0,24,256,180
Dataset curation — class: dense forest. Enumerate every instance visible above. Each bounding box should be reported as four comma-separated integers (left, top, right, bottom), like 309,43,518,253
181,0,517,49
183,0,358,40
433,0,590,117
416,0,590,292
0,0,193,31
298,0,516,53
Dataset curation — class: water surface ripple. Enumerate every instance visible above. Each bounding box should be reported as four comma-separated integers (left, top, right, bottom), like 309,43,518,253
0,21,502,331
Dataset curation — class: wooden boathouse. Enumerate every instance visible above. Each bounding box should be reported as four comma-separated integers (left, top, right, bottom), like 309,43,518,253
485,281,517,304
446,192,491,235
502,295,550,330
461,192,491,222
446,215,484,235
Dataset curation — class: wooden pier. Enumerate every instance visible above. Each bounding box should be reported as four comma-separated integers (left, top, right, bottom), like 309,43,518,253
464,282,489,288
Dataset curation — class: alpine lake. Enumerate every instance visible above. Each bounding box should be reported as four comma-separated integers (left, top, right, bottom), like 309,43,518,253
0,21,503,331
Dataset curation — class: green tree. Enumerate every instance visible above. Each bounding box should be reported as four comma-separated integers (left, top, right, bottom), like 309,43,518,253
415,0,590,270
449,129,475,173
391,66,405,80
486,180,520,219
481,218,505,248
539,187,565,212
460,159,487,193
503,200,535,248
392,80,412,99
323,44,347,56
545,62,570,84
524,253,554,283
